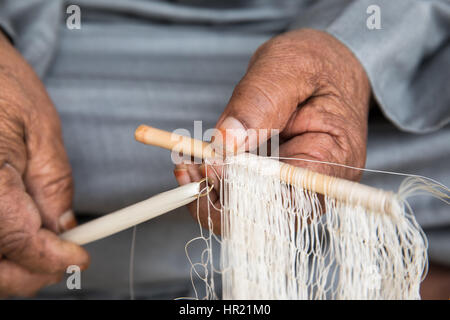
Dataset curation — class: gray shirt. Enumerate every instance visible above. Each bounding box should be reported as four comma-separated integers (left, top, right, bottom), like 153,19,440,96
0,0,449,298
2,0,449,133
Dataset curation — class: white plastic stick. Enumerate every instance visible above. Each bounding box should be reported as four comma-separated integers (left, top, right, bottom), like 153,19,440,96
60,182,201,245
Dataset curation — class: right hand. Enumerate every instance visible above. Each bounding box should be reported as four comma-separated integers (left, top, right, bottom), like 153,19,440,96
174,29,371,234
0,32,89,298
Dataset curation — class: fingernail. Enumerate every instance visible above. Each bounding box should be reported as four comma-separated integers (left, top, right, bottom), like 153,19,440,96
59,210,77,231
212,117,247,156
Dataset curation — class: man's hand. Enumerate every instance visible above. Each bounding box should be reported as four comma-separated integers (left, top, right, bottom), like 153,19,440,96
174,29,371,233
0,32,89,297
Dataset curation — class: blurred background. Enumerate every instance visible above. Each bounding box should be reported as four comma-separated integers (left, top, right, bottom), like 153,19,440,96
0,0,448,299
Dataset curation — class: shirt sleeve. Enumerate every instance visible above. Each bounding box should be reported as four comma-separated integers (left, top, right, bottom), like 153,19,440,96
0,0,63,77
290,0,450,133
0,12,15,43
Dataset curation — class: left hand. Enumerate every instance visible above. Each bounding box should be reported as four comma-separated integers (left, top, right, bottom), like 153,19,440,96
174,29,371,234
0,30,90,297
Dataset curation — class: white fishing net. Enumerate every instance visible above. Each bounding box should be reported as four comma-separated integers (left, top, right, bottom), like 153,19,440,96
185,154,450,300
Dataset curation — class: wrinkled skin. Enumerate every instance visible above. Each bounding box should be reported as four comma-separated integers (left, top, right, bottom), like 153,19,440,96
174,29,371,234
0,27,369,297
0,32,89,298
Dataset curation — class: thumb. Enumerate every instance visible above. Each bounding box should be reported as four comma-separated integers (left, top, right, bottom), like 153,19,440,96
0,163,90,274
24,115,76,234
212,54,315,154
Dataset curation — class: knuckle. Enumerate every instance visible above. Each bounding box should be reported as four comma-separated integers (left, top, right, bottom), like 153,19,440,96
309,136,343,164
235,80,277,111
34,168,73,200
0,164,23,197
232,77,294,129
0,229,31,257
0,119,27,174
43,172,73,199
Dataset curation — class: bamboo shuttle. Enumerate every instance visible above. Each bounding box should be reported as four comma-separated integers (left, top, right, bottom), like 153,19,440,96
135,124,395,214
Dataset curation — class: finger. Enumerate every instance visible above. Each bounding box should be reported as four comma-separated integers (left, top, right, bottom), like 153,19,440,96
174,164,221,234
185,163,203,182
212,45,316,154
279,134,346,176
278,133,361,181
24,98,76,233
186,163,221,233
185,163,220,205
174,162,220,203
200,163,221,196
279,96,367,180
0,163,90,274
0,259,61,298
174,163,191,186
282,96,366,152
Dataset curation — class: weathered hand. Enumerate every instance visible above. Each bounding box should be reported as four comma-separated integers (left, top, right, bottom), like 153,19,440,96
174,29,371,233
0,32,89,297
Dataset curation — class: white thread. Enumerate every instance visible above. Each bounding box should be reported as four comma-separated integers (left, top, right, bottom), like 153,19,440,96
129,226,137,300
182,154,449,300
